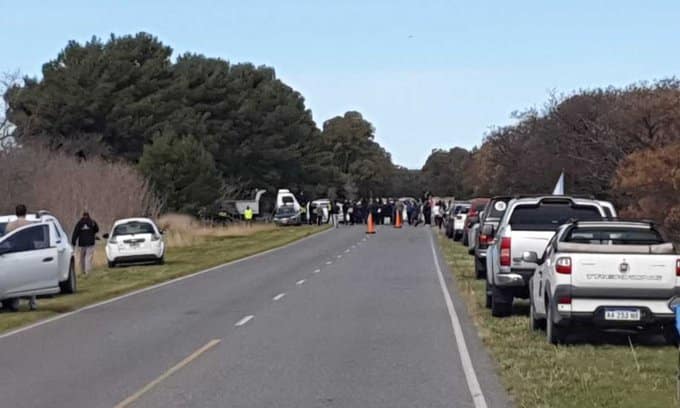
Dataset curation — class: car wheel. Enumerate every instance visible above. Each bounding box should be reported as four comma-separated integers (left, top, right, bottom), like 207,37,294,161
491,286,512,317
107,260,116,268
462,233,469,246
474,257,486,280
663,325,679,346
59,260,77,294
546,300,566,344
529,287,545,331
485,280,492,309
157,256,165,265
1,298,20,312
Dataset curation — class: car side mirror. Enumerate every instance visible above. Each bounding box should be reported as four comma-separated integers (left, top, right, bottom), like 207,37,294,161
102,233,109,239
522,251,539,264
481,224,495,237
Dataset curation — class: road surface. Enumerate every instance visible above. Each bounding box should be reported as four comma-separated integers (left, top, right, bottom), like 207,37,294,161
0,226,510,408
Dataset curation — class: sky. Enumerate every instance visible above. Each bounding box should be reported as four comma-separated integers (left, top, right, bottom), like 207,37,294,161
2,1,680,168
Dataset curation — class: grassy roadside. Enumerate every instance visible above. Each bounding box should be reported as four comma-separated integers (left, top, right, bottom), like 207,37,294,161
436,232,677,408
0,225,328,334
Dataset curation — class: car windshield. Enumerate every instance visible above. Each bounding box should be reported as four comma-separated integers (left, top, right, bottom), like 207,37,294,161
112,221,155,236
509,203,602,231
565,227,664,245
276,207,297,216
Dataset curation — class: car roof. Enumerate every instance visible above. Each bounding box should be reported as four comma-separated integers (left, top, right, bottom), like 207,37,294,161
112,217,156,227
0,212,59,223
508,196,602,206
566,220,653,229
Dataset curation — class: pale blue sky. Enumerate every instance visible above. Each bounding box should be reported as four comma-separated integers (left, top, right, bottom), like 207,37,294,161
2,1,679,168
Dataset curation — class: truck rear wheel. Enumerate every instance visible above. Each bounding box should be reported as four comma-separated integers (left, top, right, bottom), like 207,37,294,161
547,301,566,344
474,257,486,280
485,280,492,308
491,286,512,317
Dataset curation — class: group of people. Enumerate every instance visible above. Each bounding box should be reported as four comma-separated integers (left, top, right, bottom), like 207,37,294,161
303,197,451,228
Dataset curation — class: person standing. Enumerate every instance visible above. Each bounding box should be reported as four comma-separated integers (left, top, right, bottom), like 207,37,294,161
5,204,32,233
244,206,254,226
6,204,37,310
72,212,99,276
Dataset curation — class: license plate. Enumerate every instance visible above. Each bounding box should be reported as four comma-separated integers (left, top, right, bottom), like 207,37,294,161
604,309,641,321
128,242,139,248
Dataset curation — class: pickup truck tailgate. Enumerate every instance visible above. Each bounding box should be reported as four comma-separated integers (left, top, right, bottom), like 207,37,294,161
571,254,676,291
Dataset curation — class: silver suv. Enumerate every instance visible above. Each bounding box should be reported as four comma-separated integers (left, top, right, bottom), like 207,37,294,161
484,196,612,317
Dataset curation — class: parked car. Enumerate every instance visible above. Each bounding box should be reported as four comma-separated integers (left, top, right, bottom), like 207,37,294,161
466,211,483,255
103,218,165,267
450,203,470,241
525,220,679,344
462,198,489,246
0,211,76,295
274,205,302,226
473,196,514,279
0,221,76,311
485,196,608,317
444,203,466,238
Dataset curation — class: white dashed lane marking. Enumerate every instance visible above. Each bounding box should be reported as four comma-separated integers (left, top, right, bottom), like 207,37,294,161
273,293,286,301
313,269,321,274
235,315,254,327
296,279,306,286
326,261,333,265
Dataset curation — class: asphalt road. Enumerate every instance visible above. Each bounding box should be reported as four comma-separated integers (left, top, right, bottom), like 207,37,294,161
0,225,510,408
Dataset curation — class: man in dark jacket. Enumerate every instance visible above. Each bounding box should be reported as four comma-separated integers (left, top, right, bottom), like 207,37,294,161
72,212,99,276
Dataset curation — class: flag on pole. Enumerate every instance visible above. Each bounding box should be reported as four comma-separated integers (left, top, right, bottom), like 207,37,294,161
552,171,565,195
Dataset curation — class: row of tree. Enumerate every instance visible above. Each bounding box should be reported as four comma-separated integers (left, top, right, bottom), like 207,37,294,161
419,81,680,240
5,33,412,214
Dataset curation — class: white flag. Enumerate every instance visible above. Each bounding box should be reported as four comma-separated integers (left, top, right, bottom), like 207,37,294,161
552,172,565,195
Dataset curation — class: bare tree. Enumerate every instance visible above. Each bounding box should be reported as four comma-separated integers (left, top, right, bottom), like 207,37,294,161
0,70,20,148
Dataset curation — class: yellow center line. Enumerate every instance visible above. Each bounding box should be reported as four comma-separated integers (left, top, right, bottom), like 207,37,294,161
114,338,222,408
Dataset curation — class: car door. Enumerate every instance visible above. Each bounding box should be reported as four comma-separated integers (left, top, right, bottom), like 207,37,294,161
0,224,59,298
535,235,557,315
49,220,71,281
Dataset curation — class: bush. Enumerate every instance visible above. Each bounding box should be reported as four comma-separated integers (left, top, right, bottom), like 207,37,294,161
0,144,160,232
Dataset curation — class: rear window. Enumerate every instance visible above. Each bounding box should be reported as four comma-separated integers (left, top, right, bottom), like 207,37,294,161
113,222,155,236
486,199,509,218
565,228,663,245
0,222,6,237
509,203,602,231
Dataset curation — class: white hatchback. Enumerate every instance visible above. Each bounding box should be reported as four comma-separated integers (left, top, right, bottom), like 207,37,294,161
104,218,165,267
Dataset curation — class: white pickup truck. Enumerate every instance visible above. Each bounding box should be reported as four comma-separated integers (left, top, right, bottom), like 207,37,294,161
525,220,680,344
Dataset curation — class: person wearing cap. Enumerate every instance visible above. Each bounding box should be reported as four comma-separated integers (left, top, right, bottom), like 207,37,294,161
71,212,99,276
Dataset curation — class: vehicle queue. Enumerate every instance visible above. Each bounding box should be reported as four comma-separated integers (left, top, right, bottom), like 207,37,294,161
442,194,680,345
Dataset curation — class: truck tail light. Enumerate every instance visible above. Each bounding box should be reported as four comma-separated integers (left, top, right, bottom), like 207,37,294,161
556,257,572,274
500,237,511,266
676,259,680,277
558,295,572,305
479,234,490,246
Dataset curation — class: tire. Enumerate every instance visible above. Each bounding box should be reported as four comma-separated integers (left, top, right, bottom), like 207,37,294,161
107,260,116,268
462,232,469,246
485,280,492,309
491,286,513,317
1,298,20,312
157,256,165,265
529,284,545,331
453,231,461,241
546,300,567,344
474,256,486,280
59,260,77,294
663,325,679,346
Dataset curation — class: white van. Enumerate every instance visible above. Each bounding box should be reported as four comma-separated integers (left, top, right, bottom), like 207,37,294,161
276,189,301,212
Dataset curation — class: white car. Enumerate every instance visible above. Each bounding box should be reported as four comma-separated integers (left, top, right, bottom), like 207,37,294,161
0,211,76,298
526,220,679,344
104,218,165,267
0,218,76,311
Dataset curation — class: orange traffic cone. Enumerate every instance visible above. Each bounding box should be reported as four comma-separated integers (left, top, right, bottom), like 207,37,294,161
366,213,376,234
394,211,402,229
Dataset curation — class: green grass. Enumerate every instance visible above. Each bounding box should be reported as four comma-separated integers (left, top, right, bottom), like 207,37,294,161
436,232,678,408
0,225,328,334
